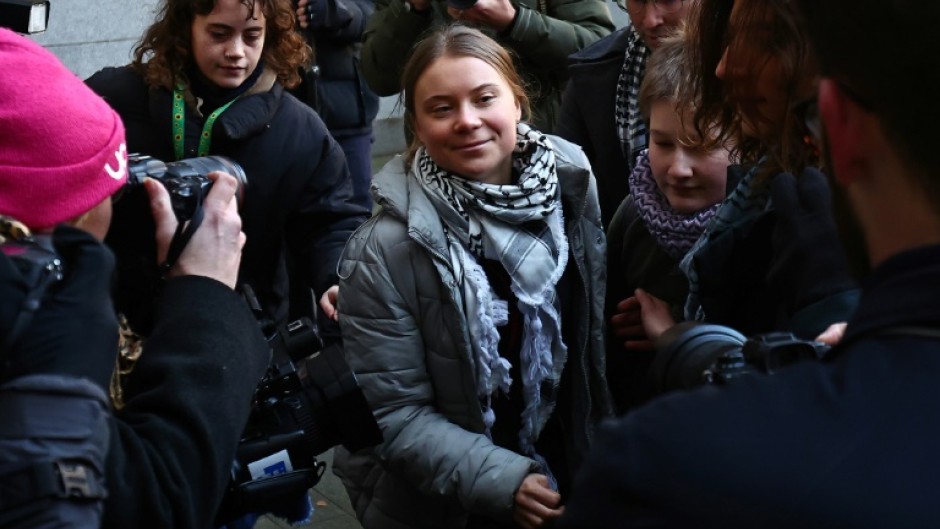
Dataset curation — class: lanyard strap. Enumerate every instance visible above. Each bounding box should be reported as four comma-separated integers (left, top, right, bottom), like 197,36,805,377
172,82,238,160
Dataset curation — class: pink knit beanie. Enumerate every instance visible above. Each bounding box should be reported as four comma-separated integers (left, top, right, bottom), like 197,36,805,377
0,28,127,230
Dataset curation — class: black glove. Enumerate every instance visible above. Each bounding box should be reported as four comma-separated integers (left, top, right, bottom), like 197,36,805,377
1,226,119,389
768,168,857,315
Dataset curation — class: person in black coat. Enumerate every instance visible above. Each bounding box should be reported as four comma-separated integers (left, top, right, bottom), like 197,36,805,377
294,0,380,211
86,0,369,339
558,1,693,226
0,27,269,529
557,0,940,526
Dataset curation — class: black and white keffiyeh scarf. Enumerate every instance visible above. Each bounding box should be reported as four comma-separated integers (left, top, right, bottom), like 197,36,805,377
414,123,568,481
614,26,652,169
629,150,720,259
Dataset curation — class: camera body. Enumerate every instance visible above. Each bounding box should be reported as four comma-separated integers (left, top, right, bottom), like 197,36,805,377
108,154,247,336
651,322,831,392
215,293,383,523
126,153,246,222
704,332,831,385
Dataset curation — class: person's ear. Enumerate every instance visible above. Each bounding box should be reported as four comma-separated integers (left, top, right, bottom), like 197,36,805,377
515,98,522,123
818,78,872,188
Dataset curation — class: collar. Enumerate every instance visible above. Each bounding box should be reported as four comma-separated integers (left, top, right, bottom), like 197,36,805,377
149,68,280,144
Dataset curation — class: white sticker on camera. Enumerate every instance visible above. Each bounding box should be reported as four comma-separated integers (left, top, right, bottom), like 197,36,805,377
247,449,294,480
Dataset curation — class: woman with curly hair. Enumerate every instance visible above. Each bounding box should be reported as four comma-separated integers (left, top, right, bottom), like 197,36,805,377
86,0,368,344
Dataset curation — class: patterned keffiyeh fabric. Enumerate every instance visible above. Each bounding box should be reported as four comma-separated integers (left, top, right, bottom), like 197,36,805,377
414,123,569,486
614,26,652,169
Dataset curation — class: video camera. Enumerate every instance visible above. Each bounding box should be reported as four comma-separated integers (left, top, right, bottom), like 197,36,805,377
648,322,831,393
215,286,382,523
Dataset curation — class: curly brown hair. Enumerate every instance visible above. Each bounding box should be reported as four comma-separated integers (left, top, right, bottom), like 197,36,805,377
681,0,818,181
132,0,310,91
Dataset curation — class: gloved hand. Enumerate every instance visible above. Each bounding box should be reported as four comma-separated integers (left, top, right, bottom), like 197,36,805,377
1,225,119,389
767,168,857,315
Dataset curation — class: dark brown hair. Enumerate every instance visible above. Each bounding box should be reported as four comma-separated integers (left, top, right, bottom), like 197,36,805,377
132,0,310,90
400,24,531,166
795,0,940,205
682,0,818,180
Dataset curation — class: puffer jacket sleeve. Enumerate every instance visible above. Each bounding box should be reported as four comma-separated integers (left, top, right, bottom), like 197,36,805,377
359,0,436,95
504,0,613,71
338,216,540,522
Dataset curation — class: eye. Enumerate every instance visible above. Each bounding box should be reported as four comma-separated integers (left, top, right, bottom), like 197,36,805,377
654,140,675,149
244,31,262,44
430,104,452,116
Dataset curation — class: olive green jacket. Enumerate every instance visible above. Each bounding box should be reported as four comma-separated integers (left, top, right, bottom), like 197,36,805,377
360,0,614,132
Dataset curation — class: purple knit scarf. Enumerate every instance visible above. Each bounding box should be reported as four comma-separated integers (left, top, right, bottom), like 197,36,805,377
628,150,720,259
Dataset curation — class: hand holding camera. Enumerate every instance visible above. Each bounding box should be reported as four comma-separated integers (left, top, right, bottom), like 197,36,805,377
144,171,245,289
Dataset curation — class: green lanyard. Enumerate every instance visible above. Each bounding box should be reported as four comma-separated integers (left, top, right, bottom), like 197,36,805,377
172,82,238,160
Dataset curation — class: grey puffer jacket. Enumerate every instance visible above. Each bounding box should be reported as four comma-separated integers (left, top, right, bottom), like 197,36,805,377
334,136,613,529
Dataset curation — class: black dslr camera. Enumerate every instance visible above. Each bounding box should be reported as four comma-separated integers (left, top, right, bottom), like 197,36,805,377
107,154,247,335
125,153,246,222
215,288,383,523
649,322,831,393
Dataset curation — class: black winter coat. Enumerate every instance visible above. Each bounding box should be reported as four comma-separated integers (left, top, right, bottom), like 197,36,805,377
86,67,369,332
104,276,269,529
292,0,379,138
559,28,639,226
559,243,940,529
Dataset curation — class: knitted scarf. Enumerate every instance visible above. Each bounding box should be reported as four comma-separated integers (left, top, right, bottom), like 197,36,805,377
614,27,652,169
629,150,720,259
414,123,568,481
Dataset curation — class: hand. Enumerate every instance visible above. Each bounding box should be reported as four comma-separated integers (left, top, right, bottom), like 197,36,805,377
610,297,652,352
513,473,563,529
1,226,119,389
145,171,246,289
634,288,676,344
447,0,516,31
319,285,340,322
815,322,847,346
295,0,311,28
768,169,855,314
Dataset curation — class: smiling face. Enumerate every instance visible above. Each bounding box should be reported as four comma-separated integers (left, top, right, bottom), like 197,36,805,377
648,101,730,214
191,0,266,89
412,54,522,185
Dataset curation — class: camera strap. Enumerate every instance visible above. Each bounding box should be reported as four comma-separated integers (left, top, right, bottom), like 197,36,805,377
158,200,205,278
171,83,238,160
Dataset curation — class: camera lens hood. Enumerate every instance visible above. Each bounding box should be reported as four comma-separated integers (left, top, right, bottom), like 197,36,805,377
649,321,747,393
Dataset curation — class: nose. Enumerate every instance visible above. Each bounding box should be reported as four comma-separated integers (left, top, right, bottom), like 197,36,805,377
642,3,663,31
667,150,694,180
715,47,729,80
225,39,245,60
454,103,482,131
